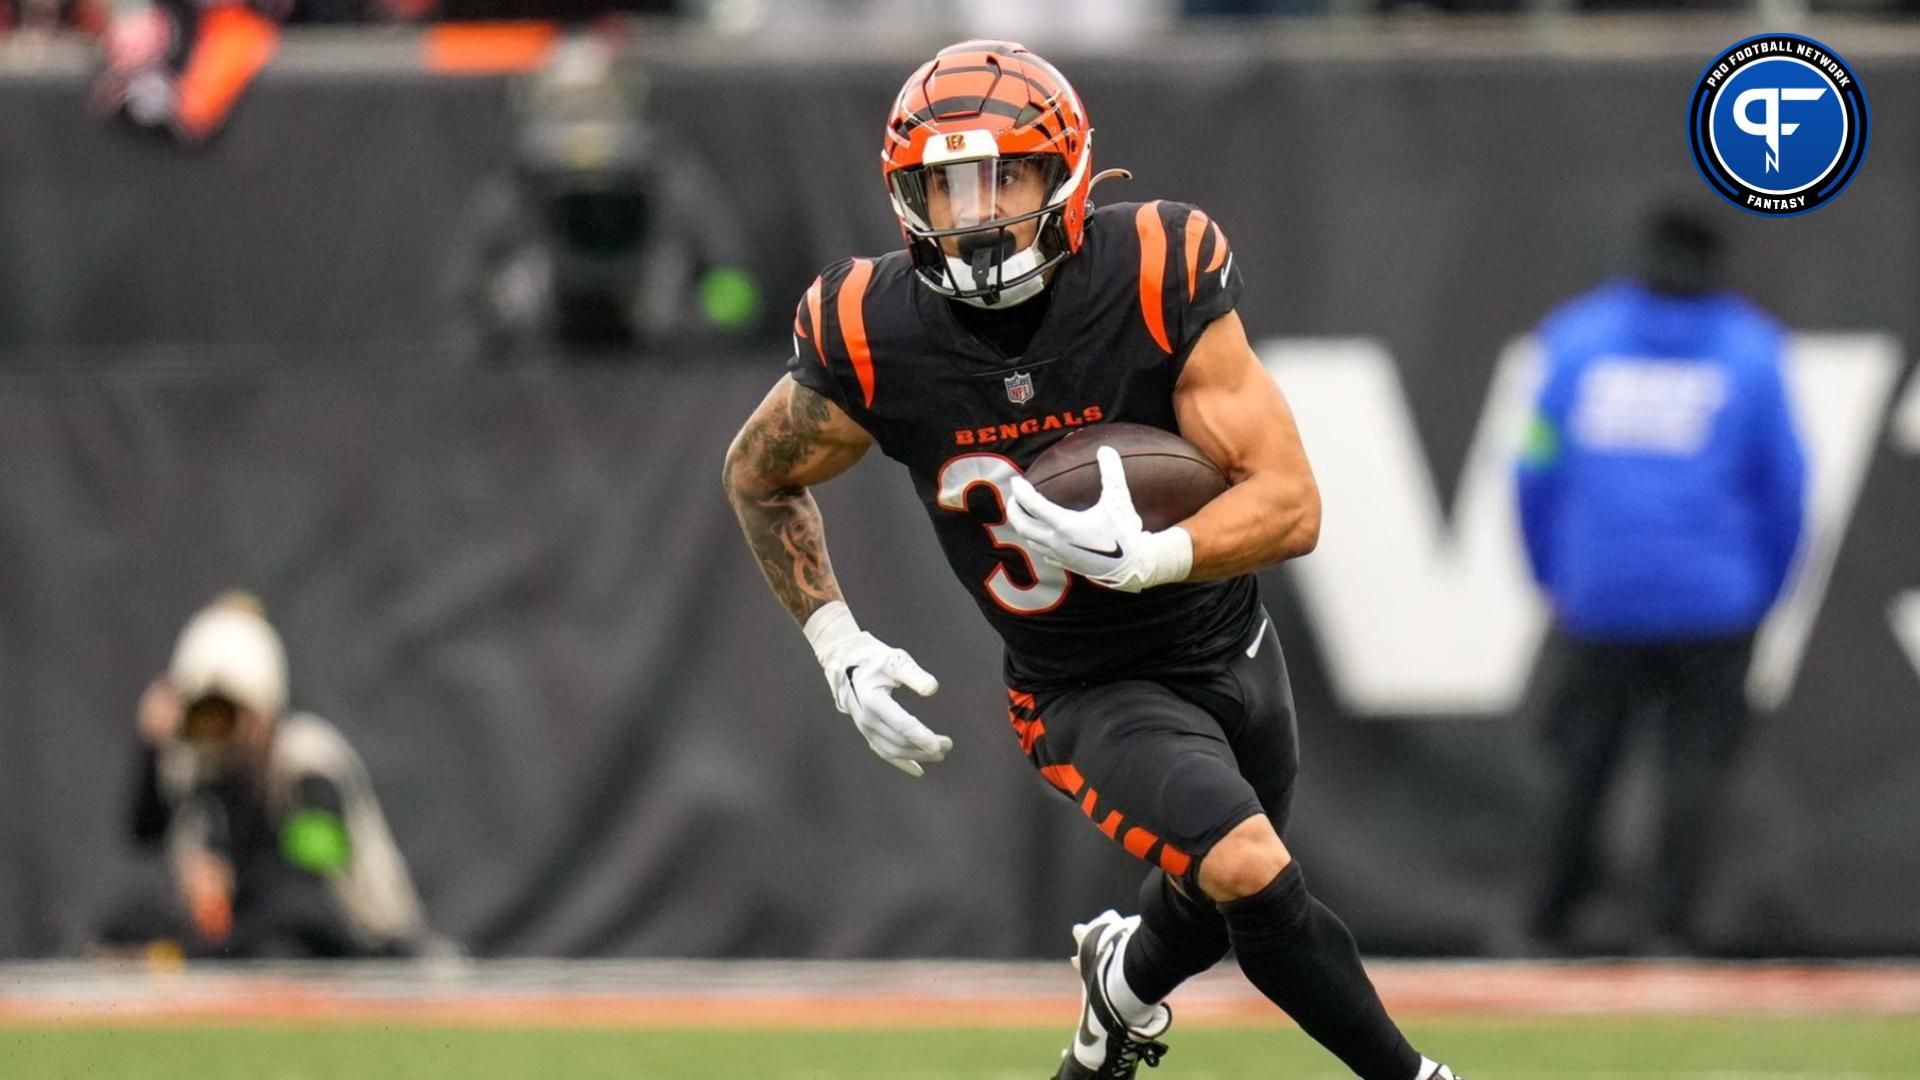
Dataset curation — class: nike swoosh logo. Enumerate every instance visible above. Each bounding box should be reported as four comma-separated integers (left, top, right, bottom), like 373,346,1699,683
1071,542,1123,560
1075,922,1112,1049
1078,1010,1102,1048
1244,616,1272,658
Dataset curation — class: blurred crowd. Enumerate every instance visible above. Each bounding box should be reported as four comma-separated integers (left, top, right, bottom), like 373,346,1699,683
3,0,1912,138
6,0,1919,38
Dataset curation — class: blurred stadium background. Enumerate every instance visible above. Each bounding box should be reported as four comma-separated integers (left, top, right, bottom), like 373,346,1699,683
1,0,1918,1076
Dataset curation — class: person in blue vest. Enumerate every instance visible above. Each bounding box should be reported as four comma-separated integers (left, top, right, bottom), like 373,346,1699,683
1516,203,1806,955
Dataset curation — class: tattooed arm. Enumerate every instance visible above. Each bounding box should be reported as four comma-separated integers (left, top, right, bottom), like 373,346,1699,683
722,375,875,624
723,374,951,775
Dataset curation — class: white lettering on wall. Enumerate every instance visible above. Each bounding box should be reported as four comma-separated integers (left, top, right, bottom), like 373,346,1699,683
1259,334,1900,717
1888,362,1920,686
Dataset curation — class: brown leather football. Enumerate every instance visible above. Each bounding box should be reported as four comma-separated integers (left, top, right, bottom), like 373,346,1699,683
1025,422,1228,531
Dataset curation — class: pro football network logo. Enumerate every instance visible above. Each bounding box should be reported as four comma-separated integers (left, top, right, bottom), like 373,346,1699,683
1689,34,1868,216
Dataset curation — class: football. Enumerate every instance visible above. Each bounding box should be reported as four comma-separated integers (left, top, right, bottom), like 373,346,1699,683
1025,422,1229,531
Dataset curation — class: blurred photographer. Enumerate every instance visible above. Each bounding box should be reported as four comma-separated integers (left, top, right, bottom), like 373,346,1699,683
99,592,441,959
451,34,761,358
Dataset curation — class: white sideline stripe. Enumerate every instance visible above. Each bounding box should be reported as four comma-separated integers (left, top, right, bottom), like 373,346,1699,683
4,959,1920,1018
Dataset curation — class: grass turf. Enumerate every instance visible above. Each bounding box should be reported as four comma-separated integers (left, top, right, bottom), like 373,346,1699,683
4,1018,1919,1079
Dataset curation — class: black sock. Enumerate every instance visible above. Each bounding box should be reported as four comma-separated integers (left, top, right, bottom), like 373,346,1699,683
1122,869,1230,1005
1221,862,1421,1080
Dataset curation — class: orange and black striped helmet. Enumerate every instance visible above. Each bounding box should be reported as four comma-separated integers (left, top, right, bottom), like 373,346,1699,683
882,40,1094,306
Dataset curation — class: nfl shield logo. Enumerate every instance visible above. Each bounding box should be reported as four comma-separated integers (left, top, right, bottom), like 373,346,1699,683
1004,372,1035,405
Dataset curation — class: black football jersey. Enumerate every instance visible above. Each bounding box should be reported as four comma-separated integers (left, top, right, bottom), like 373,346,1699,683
786,200,1260,689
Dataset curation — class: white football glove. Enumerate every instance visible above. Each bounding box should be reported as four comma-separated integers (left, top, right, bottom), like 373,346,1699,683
1006,446,1194,594
803,602,951,778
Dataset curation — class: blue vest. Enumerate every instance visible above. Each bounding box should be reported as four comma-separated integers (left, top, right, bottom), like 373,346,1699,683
1517,281,1806,642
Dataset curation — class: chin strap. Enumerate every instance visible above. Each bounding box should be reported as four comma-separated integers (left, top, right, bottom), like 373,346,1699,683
943,243,1049,309
968,244,1001,305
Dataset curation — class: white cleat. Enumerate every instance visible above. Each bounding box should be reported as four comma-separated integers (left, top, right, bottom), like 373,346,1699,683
1052,910,1172,1080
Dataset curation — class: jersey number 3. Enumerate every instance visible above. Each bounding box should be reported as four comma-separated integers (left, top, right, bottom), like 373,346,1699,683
935,454,1070,615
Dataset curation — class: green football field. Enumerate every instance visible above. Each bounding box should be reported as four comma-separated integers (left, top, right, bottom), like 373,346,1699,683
5,1018,1919,1080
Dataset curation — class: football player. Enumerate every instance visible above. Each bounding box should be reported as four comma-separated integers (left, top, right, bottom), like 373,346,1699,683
722,40,1460,1080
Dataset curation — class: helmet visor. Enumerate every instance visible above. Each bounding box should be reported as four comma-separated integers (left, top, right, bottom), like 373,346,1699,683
889,154,1070,238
